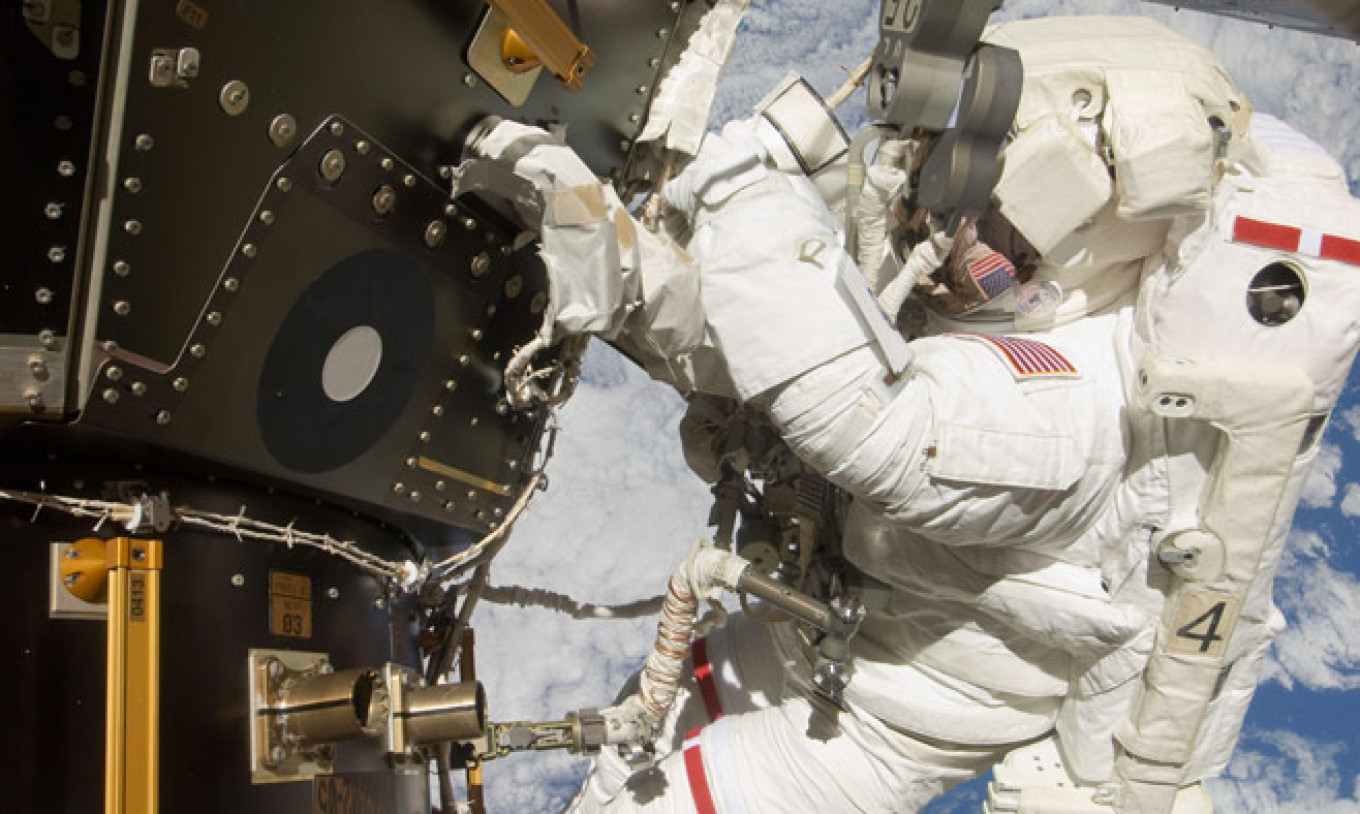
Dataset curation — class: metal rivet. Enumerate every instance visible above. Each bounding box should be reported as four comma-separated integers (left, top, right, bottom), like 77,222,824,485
371,185,396,216
409,491,421,502
424,220,447,249
507,459,519,471
113,300,131,316
649,57,660,67
435,480,447,492
495,402,508,415
355,140,371,156
38,330,56,348
124,219,142,235
241,243,257,258
44,202,63,219
155,410,172,425
231,574,245,587
135,133,154,151
373,597,386,610
405,456,417,468
102,340,119,352
470,251,490,277
462,73,476,87
636,85,649,94
327,587,340,599
443,501,455,512
29,360,48,379
223,277,240,292
130,382,147,396
493,507,504,518
469,329,483,342
467,490,477,500
276,177,292,192
189,343,206,358
657,28,669,37
268,113,297,147
47,246,66,263
113,260,130,277
205,311,222,327
131,546,145,562
629,113,641,123
444,203,457,217
458,354,471,366
172,377,189,392
403,174,417,189
469,416,479,426
444,380,457,392
219,80,250,115
486,304,497,317
319,149,346,183
57,160,76,177
393,482,406,494
106,366,123,381
431,405,444,417
461,216,477,231
259,210,275,225
102,388,120,404
329,121,344,137
380,157,394,171
123,177,142,193
418,431,430,442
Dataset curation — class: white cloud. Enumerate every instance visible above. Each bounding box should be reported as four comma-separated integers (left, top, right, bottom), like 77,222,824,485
1341,483,1360,518
1262,531,1360,692
1302,442,1343,509
1208,730,1360,813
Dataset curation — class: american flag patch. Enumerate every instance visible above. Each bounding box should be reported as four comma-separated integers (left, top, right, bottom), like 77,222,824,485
968,250,1017,299
956,333,1080,380
1232,216,1360,267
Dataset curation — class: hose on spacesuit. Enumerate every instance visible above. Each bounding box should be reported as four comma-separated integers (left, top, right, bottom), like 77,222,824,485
606,542,749,740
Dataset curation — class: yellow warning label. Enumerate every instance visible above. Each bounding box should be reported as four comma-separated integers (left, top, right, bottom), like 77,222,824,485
269,571,312,638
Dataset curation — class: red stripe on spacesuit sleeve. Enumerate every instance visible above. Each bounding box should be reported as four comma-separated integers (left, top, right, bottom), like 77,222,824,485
1233,216,1301,252
1321,233,1360,266
692,638,724,722
683,729,719,814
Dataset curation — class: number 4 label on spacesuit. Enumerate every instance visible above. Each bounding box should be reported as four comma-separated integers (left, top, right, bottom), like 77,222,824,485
1168,591,1242,658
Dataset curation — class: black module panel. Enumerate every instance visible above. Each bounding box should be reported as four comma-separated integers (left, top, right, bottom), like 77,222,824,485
0,1,107,338
0,464,428,814
81,119,553,534
94,0,682,366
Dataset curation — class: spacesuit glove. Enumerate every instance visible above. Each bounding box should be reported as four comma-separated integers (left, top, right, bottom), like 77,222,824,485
468,120,640,344
662,117,775,223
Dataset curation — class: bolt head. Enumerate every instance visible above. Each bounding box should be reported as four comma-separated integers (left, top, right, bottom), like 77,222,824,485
113,260,130,277
57,160,76,177
172,377,189,392
135,134,154,151
34,287,54,305
231,574,245,587
155,410,172,426
47,246,66,263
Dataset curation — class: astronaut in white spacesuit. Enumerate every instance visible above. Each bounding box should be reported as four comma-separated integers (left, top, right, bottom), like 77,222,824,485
471,14,1360,814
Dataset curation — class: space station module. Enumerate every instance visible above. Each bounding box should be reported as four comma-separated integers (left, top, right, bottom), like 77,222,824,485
474,15,1360,814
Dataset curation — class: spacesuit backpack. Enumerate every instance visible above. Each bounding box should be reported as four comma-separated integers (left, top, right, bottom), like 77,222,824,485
1111,112,1360,799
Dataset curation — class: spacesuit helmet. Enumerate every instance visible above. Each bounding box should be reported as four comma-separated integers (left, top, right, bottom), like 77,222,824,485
918,17,1252,324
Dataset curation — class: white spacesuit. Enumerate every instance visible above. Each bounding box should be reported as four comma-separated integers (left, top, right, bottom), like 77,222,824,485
473,15,1360,814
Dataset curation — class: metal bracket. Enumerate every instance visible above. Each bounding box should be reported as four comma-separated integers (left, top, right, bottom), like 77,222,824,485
246,649,335,784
